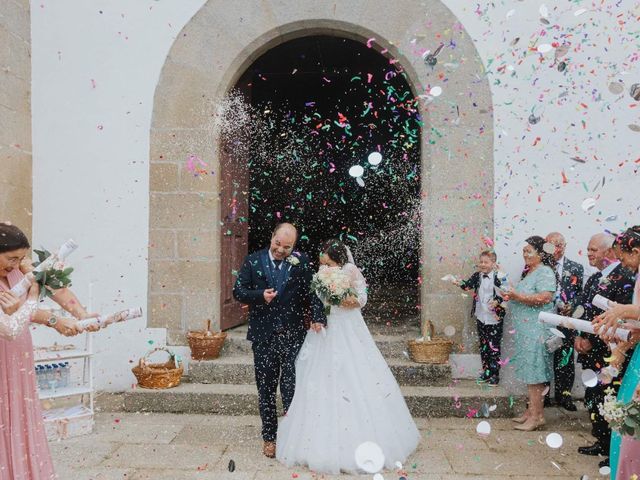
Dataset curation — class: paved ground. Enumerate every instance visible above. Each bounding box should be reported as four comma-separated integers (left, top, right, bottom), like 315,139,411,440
51,409,610,480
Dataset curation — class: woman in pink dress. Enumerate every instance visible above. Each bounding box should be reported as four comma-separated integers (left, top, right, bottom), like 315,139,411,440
0,223,96,480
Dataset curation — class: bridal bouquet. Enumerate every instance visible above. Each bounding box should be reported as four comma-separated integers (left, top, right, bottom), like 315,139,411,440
599,388,640,438
311,267,356,315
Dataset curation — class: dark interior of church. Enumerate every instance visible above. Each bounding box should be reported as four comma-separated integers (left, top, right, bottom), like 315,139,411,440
238,35,421,301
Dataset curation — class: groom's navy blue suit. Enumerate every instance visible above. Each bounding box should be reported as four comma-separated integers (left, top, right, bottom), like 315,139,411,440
233,248,325,441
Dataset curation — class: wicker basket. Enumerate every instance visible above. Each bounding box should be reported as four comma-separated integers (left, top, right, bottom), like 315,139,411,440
187,331,227,360
407,321,454,364
187,320,227,360
131,347,183,389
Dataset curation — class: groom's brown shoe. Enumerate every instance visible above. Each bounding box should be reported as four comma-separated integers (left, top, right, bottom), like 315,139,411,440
263,441,276,458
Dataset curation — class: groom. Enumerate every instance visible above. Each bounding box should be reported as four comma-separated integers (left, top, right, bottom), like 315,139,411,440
233,223,326,458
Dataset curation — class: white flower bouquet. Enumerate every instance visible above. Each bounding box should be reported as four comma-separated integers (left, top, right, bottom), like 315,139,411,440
599,388,640,439
311,266,356,315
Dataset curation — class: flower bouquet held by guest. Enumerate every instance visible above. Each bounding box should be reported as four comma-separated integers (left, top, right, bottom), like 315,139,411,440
453,250,506,386
276,239,420,474
0,223,98,480
504,236,558,432
592,226,640,479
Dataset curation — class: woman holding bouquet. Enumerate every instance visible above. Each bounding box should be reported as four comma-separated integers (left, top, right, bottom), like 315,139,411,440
593,226,640,479
0,223,95,479
276,239,420,474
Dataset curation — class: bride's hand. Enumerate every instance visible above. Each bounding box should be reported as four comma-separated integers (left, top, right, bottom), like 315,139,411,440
340,295,360,309
310,322,324,333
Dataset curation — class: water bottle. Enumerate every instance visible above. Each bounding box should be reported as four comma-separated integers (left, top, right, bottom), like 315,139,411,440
43,365,53,390
52,363,62,389
36,365,47,390
46,364,57,390
61,362,70,387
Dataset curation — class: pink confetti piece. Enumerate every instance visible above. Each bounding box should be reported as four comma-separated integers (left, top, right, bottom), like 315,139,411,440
366,37,376,48
497,357,511,367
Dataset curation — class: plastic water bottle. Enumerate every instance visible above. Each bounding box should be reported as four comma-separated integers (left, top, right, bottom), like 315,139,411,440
36,365,47,390
45,365,56,390
61,362,70,387
53,363,63,389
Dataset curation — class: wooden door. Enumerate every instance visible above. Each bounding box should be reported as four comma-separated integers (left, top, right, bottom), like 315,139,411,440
220,83,250,330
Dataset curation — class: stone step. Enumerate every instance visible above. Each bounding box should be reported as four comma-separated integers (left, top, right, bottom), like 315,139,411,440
188,355,452,386
106,380,525,418
221,330,421,359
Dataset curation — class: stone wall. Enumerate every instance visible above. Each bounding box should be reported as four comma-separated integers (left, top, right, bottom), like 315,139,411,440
0,0,31,233
149,0,493,346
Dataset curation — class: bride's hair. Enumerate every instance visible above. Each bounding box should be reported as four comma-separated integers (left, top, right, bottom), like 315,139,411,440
320,239,349,266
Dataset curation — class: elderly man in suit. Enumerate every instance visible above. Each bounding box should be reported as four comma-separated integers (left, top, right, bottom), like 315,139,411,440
233,223,326,458
545,231,584,411
572,233,635,467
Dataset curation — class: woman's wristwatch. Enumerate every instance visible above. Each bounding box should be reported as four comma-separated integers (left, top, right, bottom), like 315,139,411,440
47,316,58,327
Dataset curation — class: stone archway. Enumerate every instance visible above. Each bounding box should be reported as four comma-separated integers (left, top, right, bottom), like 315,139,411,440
148,0,494,346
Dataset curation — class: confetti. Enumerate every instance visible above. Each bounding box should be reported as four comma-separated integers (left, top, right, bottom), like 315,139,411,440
545,433,563,449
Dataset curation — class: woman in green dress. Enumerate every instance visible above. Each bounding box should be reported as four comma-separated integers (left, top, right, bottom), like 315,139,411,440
505,236,558,432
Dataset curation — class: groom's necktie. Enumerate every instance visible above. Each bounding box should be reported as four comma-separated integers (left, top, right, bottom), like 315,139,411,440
273,260,284,292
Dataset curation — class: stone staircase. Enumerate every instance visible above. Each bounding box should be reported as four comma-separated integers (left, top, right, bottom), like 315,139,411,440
362,284,420,327
104,325,525,418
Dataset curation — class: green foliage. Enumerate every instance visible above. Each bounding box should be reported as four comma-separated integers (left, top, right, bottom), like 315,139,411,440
31,249,74,300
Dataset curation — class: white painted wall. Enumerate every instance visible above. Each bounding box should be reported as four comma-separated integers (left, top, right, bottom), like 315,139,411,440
31,0,206,390
440,1,639,278
30,0,639,391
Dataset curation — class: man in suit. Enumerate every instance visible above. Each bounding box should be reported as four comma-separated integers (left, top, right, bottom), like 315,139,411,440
233,223,325,458
545,232,584,410
573,233,635,465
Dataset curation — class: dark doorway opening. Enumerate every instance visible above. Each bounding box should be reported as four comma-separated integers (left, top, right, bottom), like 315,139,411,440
224,35,422,328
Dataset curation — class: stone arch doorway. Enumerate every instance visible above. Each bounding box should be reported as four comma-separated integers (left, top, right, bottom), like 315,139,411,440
219,34,422,330
148,1,494,347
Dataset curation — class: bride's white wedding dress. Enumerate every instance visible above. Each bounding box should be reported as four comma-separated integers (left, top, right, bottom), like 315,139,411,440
276,263,420,474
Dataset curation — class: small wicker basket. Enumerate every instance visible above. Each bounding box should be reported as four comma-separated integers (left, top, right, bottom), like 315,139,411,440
187,320,227,360
132,347,183,389
408,320,453,364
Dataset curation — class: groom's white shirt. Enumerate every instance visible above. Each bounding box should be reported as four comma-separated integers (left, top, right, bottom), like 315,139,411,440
268,250,290,271
268,250,278,269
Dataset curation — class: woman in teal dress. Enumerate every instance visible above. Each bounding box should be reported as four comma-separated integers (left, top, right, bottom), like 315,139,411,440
506,236,558,432
593,226,640,479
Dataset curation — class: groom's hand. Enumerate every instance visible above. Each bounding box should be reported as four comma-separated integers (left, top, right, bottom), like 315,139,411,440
310,322,324,333
263,288,277,304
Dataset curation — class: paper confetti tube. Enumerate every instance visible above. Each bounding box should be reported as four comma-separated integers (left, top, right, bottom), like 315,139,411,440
592,295,640,328
539,312,630,342
592,294,611,311
78,307,143,330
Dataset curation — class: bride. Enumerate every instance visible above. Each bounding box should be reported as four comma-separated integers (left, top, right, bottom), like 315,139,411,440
276,239,420,474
